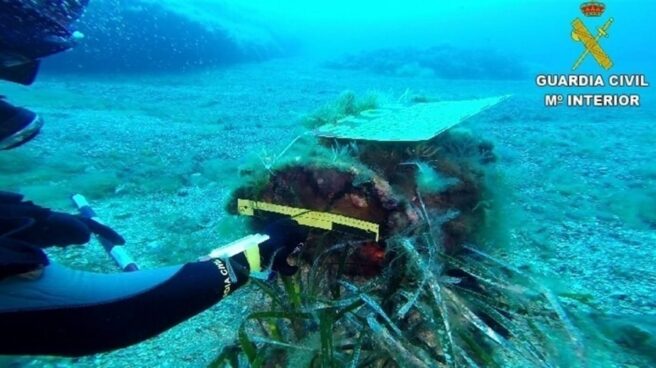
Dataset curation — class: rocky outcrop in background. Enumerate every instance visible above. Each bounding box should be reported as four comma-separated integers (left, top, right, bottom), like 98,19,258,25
326,46,529,80
43,0,293,73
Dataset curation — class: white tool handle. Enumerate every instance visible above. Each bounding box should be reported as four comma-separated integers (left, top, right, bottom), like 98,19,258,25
208,234,270,258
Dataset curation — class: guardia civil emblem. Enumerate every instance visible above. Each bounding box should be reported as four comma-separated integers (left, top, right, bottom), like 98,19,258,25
571,2,613,70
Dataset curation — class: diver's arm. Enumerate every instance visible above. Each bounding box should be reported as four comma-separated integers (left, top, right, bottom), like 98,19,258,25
0,256,251,357
0,219,307,357
0,191,125,248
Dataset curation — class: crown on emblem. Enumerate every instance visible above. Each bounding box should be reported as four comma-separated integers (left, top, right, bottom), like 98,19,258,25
580,1,606,17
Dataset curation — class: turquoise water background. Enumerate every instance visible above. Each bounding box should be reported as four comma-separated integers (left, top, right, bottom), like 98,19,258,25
179,0,656,72
1,0,655,367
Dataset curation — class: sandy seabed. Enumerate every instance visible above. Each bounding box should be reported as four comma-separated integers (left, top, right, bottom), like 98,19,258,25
1,58,654,367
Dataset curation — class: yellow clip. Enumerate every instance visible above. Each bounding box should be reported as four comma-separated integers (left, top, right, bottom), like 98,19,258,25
237,199,380,241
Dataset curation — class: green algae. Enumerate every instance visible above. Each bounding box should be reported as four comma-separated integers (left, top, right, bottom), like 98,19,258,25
303,90,380,129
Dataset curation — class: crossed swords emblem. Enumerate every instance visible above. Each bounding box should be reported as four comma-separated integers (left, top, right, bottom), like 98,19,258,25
571,17,614,70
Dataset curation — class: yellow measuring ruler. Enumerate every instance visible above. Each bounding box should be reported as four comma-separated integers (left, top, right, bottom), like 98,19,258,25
238,199,380,241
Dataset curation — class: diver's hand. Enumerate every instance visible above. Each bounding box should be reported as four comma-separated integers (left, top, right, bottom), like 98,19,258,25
258,218,308,276
0,192,125,247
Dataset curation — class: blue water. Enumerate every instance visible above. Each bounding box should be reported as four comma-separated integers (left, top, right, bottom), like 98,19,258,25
2,0,655,367
44,0,656,75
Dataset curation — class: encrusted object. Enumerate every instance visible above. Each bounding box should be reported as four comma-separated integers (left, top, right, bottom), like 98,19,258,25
229,97,504,275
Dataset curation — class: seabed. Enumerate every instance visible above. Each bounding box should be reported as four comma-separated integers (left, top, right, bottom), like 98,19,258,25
1,58,654,367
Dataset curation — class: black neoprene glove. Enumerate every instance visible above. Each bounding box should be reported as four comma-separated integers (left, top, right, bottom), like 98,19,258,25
258,218,309,276
0,191,125,248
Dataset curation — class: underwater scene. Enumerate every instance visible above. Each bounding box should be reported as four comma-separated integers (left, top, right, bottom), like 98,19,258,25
0,0,654,367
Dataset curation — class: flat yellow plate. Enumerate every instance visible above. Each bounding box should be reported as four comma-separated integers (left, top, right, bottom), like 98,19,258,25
315,95,509,142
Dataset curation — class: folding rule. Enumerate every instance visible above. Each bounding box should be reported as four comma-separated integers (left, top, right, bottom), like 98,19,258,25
238,199,380,241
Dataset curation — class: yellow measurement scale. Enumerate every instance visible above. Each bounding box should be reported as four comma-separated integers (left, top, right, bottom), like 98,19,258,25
238,199,380,241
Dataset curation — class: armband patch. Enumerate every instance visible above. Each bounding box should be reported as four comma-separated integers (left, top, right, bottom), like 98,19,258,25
212,259,232,298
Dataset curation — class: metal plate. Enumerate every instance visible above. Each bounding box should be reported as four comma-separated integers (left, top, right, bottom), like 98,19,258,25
315,95,509,142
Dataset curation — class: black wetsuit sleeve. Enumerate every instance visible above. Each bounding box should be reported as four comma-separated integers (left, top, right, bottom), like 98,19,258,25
0,257,250,357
